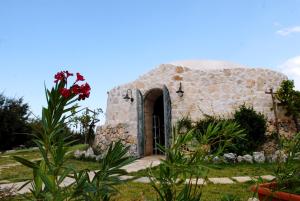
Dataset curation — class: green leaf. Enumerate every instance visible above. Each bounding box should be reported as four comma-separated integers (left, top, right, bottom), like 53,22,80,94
13,156,38,169
38,170,55,192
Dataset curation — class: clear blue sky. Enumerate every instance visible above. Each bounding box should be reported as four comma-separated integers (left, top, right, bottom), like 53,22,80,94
1,0,300,124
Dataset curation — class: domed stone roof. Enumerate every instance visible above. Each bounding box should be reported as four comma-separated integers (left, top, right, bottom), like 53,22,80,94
168,60,249,70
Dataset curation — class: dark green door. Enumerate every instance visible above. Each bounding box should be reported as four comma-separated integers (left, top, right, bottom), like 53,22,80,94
163,85,172,149
136,89,144,157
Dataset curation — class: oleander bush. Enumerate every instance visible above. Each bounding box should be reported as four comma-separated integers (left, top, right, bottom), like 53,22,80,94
177,115,247,154
13,71,134,201
147,120,246,201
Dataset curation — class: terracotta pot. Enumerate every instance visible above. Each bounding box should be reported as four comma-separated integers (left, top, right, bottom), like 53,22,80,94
251,182,300,201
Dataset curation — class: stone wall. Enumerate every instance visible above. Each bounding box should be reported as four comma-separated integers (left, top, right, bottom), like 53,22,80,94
105,64,287,125
97,64,288,155
259,118,297,155
266,118,297,139
93,123,137,156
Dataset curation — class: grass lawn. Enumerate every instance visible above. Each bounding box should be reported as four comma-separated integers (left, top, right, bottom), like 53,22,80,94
1,145,277,183
0,146,277,200
113,182,256,201
129,162,275,178
0,144,87,166
6,182,256,201
0,149,41,166
0,144,98,183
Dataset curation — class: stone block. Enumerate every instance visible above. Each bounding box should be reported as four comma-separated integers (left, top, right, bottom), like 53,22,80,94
260,175,276,181
185,178,206,185
173,75,183,81
253,152,265,163
223,153,237,163
208,177,235,184
175,66,184,73
232,176,253,183
133,177,151,183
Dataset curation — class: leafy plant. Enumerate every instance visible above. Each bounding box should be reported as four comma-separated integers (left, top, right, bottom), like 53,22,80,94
251,133,300,199
13,71,91,201
193,120,246,155
194,115,220,135
147,128,206,201
176,116,192,134
182,115,246,155
71,140,134,201
274,132,300,194
233,105,267,153
147,121,245,201
276,79,300,132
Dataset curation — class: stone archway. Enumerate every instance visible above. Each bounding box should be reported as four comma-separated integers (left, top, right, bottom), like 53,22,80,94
144,88,165,155
137,86,172,157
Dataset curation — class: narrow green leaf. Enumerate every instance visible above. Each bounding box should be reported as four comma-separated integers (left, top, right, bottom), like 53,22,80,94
13,156,38,169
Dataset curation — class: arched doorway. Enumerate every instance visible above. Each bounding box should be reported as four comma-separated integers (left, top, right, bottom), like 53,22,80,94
144,88,165,155
136,86,171,157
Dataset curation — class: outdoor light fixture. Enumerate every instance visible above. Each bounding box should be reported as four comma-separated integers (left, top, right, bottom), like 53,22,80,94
123,89,134,102
176,82,184,97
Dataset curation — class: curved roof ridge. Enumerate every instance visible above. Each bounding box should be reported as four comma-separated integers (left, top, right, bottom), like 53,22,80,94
168,59,249,70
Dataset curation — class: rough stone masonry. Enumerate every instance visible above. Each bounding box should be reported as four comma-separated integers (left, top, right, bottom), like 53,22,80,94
94,60,289,157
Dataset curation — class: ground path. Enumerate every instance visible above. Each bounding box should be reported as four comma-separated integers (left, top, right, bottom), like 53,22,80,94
0,156,275,195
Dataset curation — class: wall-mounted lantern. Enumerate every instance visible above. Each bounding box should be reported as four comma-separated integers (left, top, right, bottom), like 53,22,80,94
176,82,184,97
123,89,134,102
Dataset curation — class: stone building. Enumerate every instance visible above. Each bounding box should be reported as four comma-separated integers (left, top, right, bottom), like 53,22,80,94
94,60,287,157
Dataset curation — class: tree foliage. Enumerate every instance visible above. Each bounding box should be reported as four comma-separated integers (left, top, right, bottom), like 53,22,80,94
0,93,32,150
276,80,300,132
70,108,102,146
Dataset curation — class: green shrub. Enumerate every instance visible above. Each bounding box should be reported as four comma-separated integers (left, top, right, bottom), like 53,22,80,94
233,105,267,153
194,115,220,134
176,116,192,134
276,79,300,132
147,122,245,201
194,119,246,155
176,115,246,155
147,127,207,201
275,132,300,194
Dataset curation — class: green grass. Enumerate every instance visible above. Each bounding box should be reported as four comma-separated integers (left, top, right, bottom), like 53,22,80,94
0,149,41,166
7,182,257,201
0,144,96,183
129,162,275,178
205,163,275,177
0,143,87,166
0,146,277,183
0,146,279,200
1,146,267,200
0,159,101,183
